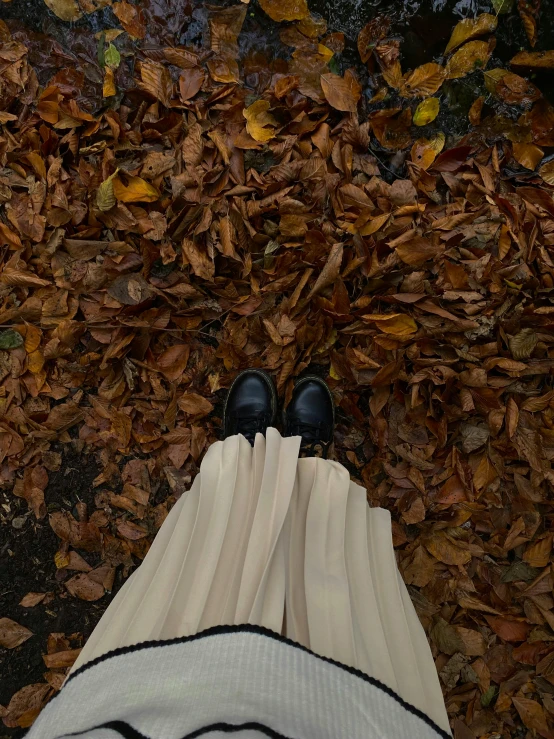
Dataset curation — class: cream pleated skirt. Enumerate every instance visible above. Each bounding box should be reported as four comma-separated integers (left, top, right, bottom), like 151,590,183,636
70,428,449,733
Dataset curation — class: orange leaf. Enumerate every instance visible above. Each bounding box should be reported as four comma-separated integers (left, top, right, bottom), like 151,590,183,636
485,615,530,642
400,63,446,98
258,0,309,22
424,530,471,565
112,175,160,203
445,13,497,54
362,313,418,336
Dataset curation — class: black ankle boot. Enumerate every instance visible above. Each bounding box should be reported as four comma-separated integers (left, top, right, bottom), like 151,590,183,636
224,369,277,445
283,375,335,458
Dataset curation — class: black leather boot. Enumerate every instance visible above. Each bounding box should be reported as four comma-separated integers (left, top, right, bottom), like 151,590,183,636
223,369,277,445
283,375,335,458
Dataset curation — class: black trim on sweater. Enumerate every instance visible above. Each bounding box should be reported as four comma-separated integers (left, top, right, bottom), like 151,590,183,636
64,720,294,739
56,625,450,739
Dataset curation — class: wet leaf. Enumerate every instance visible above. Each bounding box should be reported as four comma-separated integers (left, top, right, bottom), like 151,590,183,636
96,172,118,211
492,0,515,12
445,41,493,79
104,42,120,69
413,97,440,126
103,67,116,97
43,0,82,21
0,618,33,649
411,132,445,169
400,63,446,98
243,100,278,143
320,70,362,112
258,0,309,22
511,50,554,69
445,13,498,54
113,0,145,38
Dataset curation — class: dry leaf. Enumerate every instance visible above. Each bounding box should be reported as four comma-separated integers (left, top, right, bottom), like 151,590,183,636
362,313,418,336
18,592,48,608
112,0,145,38
307,243,344,299
425,530,471,565
513,142,544,170
113,175,160,203
243,100,278,143
0,618,33,649
539,160,554,185
65,573,105,601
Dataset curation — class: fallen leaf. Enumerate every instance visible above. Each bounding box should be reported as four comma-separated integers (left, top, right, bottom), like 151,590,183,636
513,142,544,170
424,530,471,565
178,393,213,416
511,50,554,69
43,0,82,21
513,696,552,738
445,13,498,54
0,618,33,649
18,592,48,608
243,100,278,143
112,0,145,38
362,313,418,336
411,132,445,169
2,684,51,728
400,63,446,98
112,175,160,203
539,160,554,185
258,0,309,21
485,616,530,642
65,573,105,601
320,70,362,112
413,97,440,126
446,40,493,79
103,68,116,97
307,243,344,299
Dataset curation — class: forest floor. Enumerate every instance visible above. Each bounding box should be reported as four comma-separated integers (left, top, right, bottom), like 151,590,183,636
1,0,554,736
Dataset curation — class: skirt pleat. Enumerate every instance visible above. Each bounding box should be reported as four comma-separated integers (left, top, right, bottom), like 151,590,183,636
68,429,449,734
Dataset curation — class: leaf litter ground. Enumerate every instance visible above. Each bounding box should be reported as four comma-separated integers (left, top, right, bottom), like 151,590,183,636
1,0,554,735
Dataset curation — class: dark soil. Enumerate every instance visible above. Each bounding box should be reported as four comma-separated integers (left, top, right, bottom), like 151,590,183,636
0,445,118,736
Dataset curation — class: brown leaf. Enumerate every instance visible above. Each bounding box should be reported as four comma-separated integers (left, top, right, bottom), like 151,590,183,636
445,40,493,79
320,70,362,112
179,67,206,102
107,274,153,306
0,618,33,648
183,238,215,281
113,0,145,39
43,648,82,669
400,63,446,98
178,393,213,417
425,530,471,565
138,61,173,107
307,243,343,300
512,697,552,738
259,0,309,22
65,572,105,601
511,50,554,69
485,616,530,642
523,534,553,568
18,592,48,608
2,683,51,728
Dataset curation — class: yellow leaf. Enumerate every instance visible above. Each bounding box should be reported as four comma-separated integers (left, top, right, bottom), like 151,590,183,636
320,70,361,112
483,67,508,94
44,0,82,21
468,95,485,125
28,349,45,375
513,142,544,170
445,40,493,79
258,0,309,22
243,100,277,143
358,213,390,236
103,67,116,97
539,160,554,185
413,97,440,126
24,324,41,354
510,50,554,69
317,44,334,61
96,171,118,211
400,63,446,98
55,550,70,569
445,13,497,54
112,175,160,203
362,313,418,336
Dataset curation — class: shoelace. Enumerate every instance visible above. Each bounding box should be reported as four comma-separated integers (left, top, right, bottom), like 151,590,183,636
230,412,272,443
288,420,331,459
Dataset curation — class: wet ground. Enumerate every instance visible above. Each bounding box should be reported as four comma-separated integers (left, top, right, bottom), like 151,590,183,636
1,0,553,144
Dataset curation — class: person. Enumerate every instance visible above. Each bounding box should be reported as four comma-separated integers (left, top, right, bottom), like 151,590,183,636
27,370,451,739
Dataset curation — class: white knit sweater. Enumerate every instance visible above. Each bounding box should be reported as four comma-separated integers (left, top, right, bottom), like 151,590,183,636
27,626,451,739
